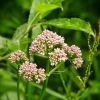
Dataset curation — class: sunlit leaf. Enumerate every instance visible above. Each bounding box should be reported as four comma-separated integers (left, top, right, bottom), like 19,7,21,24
13,0,64,40
28,0,64,26
36,3,61,14
42,18,95,36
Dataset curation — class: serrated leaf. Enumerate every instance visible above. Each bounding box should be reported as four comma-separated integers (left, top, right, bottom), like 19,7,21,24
36,3,61,14
42,18,94,36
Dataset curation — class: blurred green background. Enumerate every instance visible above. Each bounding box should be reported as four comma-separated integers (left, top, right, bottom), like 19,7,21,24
0,0,100,100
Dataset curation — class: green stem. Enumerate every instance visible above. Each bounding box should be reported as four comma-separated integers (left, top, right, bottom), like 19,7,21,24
17,65,20,100
58,67,69,100
25,30,32,100
39,59,50,100
0,52,12,61
48,62,63,76
25,82,32,100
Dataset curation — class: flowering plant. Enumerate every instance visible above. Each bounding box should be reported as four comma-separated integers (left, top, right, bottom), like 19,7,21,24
1,0,100,100
9,30,83,83
8,28,100,100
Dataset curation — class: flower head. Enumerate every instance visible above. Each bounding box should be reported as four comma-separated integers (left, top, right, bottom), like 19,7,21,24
48,48,67,66
19,61,46,83
65,45,83,69
8,50,28,63
19,61,37,81
73,57,83,69
67,45,82,57
29,30,65,56
35,68,46,84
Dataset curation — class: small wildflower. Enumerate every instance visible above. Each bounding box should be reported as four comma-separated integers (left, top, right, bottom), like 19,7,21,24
48,48,67,66
19,61,37,81
8,50,28,63
73,57,83,69
35,68,46,84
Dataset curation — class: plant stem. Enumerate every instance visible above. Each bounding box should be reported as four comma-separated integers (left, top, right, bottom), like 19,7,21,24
58,67,69,100
39,59,50,100
48,62,63,76
25,30,32,100
17,65,20,100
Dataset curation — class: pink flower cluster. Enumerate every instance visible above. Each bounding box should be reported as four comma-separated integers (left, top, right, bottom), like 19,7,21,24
35,68,46,84
48,48,67,66
29,29,83,68
19,61,46,83
8,50,28,63
8,50,46,83
73,58,83,69
29,30,65,56
66,45,83,69
67,45,82,57
9,30,83,84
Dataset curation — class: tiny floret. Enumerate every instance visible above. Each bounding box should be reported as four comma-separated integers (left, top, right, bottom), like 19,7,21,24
62,43,69,51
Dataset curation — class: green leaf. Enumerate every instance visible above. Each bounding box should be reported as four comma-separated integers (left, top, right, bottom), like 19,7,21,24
0,36,9,58
13,0,64,40
32,25,45,40
28,0,64,27
0,36,8,49
36,3,61,14
12,23,28,40
7,38,32,51
42,18,95,36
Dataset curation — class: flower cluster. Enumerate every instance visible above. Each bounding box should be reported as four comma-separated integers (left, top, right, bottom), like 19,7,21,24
19,61,46,83
73,58,83,69
35,68,46,84
66,45,83,69
67,45,82,57
29,29,65,56
48,48,67,66
29,30,68,66
29,29,83,68
8,50,28,63
9,30,83,84
8,50,46,84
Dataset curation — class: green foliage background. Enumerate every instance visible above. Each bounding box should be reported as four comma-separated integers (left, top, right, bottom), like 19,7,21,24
0,0,100,100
